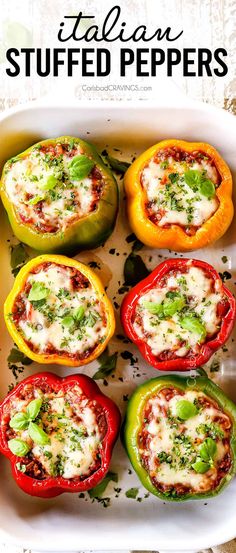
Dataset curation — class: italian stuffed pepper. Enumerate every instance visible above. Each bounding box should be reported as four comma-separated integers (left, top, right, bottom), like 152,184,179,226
4,254,115,367
0,136,118,253
121,258,236,371
0,372,120,497
124,139,233,251
124,373,236,501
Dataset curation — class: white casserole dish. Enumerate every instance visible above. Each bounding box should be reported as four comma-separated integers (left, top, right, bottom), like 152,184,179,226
0,91,236,552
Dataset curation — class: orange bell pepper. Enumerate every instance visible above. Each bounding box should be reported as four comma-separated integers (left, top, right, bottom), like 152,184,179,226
124,139,233,251
4,254,115,367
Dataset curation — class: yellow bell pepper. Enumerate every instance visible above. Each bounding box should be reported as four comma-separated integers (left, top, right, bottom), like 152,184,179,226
4,254,115,367
124,139,233,251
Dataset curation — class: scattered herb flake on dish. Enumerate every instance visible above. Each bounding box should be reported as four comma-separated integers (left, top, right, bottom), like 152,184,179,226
125,487,139,499
88,471,118,498
10,242,29,277
93,349,118,380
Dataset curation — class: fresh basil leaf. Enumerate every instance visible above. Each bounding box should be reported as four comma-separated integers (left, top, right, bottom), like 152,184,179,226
176,400,198,421
88,471,118,498
28,282,50,302
39,174,57,191
142,301,163,315
93,350,118,380
184,169,215,199
28,422,50,445
199,178,215,199
26,398,42,420
163,295,185,317
106,155,130,174
179,315,206,341
27,195,45,205
199,437,217,462
125,487,139,499
73,306,85,322
8,438,30,457
124,253,150,286
10,243,28,271
192,460,210,474
61,315,75,328
9,412,29,430
184,169,201,189
68,155,95,180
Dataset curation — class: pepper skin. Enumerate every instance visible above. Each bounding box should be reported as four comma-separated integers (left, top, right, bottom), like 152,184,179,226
124,139,233,251
124,373,236,501
0,136,118,254
0,372,121,498
4,254,115,367
120,258,236,372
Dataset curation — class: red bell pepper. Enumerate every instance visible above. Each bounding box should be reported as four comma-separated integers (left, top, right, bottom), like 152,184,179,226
121,258,236,372
0,372,121,498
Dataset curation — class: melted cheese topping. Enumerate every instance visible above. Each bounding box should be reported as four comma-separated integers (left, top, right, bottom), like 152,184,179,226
8,385,104,479
15,263,107,357
3,142,101,233
133,263,225,358
141,153,219,228
139,388,232,496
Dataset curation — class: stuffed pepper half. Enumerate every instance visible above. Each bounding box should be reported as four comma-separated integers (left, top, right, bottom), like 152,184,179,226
124,374,236,501
0,136,118,253
4,254,115,367
0,372,120,497
121,258,236,371
124,139,233,251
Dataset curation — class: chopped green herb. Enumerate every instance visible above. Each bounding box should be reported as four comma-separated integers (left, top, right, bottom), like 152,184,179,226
124,253,150,286
7,347,32,366
105,155,130,174
10,243,29,277
93,349,118,380
88,471,118,498
125,487,139,499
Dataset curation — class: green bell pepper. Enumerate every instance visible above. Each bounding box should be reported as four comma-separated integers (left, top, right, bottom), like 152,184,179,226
0,136,118,254
124,373,236,501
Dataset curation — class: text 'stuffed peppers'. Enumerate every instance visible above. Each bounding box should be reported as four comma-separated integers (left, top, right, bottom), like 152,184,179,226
0,372,121,498
0,136,118,254
123,373,236,501
124,139,233,251
121,257,236,371
4,254,115,367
